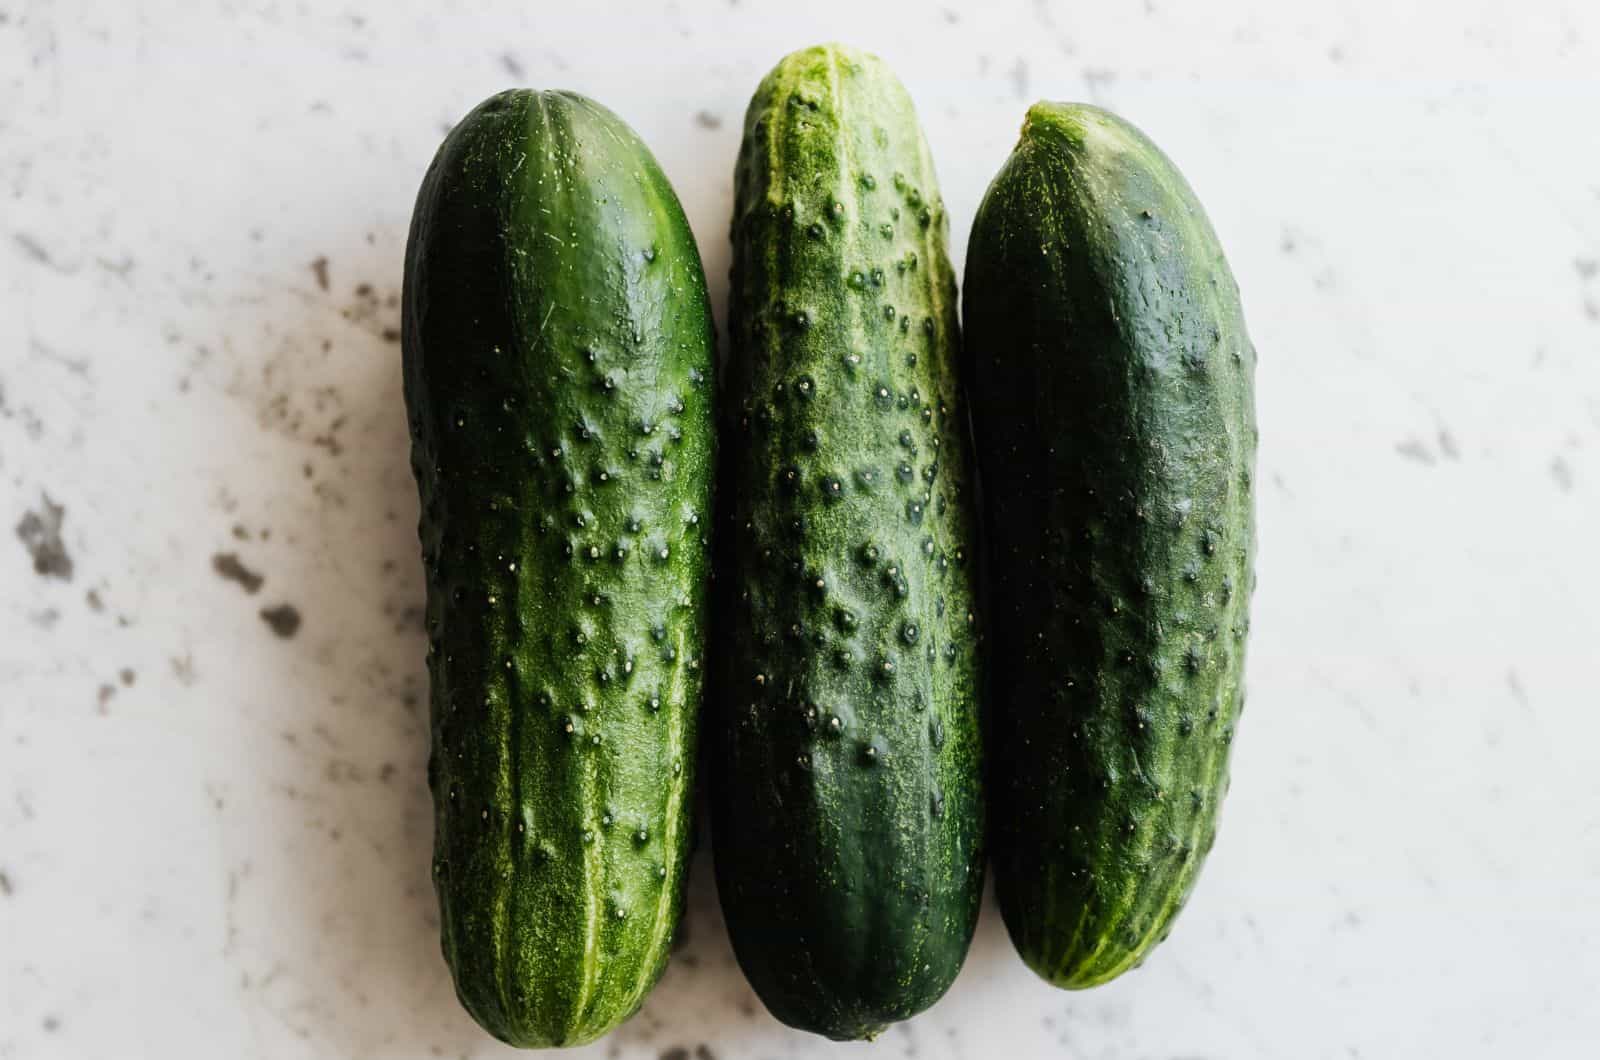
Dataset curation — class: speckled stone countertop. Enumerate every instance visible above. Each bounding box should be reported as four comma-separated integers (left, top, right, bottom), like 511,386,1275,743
4,3,1599,1057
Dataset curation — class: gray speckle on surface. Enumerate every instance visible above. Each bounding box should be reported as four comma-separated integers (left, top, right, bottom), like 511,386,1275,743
31,338,89,376
1394,438,1436,466
1009,56,1029,100
660,1049,689,1060
1577,257,1598,281
14,231,51,263
310,255,329,291
16,493,73,579
1550,455,1575,491
1507,668,1530,710
694,110,722,130
1436,427,1461,461
1083,67,1118,98
260,604,302,638
500,51,525,78
212,552,264,593
0,869,12,896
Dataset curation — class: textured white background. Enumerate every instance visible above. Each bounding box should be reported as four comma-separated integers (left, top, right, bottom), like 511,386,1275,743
4,2,1599,1057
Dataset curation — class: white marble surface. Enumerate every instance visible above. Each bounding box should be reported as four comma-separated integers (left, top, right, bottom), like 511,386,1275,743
4,1,1600,1056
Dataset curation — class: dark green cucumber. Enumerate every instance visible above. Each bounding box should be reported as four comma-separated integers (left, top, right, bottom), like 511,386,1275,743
402,89,715,1047
963,102,1256,989
713,44,984,1040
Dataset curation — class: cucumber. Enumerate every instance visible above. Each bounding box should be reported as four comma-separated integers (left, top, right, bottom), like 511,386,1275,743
712,44,985,1040
402,89,715,1047
963,102,1257,988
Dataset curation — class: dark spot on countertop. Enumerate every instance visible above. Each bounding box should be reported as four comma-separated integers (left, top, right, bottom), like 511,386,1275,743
1436,427,1461,461
85,588,104,611
98,255,135,278
342,282,401,340
97,683,116,713
312,418,347,456
120,667,136,686
500,51,525,78
385,600,426,635
42,1015,60,1032
232,523,250,540
942,8,960,22
1394,437,1435,466
14,231,53,266
694,1047,715,1060
1009,57,1029,100
260,604,302,638
694,110,722,130
212,552,264,593
30,607,59,629
0,869,12,896
31,338,89,376
324,759,365,784
16,493,73,579
310,256,330,291
661,1049,689,1060
1506,668,1530,710
1577,257,1598,281
171,653,197,685
1083,67,1118,97
1549,455,1574,492
0,382,45,439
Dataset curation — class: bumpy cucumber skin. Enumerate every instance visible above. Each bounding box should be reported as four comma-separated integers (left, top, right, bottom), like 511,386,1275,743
963,103,1257,990
402,90,715,1047
713,44,985,1041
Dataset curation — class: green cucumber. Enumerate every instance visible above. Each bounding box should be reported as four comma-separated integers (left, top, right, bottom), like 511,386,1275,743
402,89,715,1047
963,102,1257,989
712,44,985,1040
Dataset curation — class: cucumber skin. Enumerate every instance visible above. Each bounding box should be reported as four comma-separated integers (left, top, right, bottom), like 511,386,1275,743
962,103,1257,989
402,90,715,1047
712,44,985,1041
